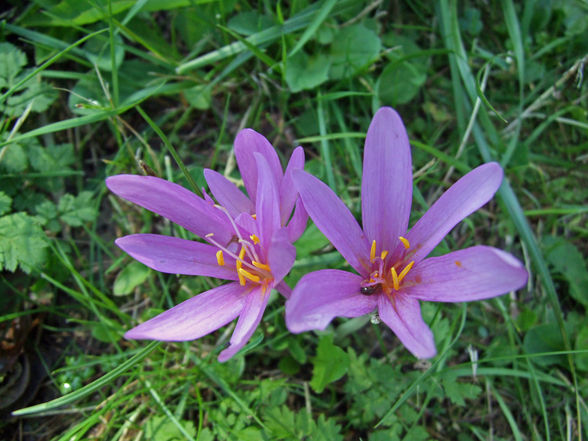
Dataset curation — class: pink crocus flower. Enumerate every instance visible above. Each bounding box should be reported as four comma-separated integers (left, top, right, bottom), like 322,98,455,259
285,107,528,359
107,130,306,362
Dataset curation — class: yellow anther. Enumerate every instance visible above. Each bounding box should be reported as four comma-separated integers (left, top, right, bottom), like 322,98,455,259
251,214,257,219
237,271,246,286
250,234,260,244
398,261,415,283
238,268,260,283
399,236,410,249
380,250,388,260
390,267,400,291
370,240,377,262
216,250,225,266
238,246,246,260
252,261,270,271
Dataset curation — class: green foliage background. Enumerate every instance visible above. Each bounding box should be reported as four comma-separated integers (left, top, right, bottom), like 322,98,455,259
0,0,587,440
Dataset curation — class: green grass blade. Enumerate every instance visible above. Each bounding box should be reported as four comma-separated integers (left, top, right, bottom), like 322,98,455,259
289,0,337,57
12,341,161,416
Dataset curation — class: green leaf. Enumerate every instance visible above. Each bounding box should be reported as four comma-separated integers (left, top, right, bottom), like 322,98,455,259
286,51,330,92
377,60,427,106
35,199,61,233
0,143,28,173
144,415,196,441
329,24,381,79
0,212,48,273
0,191,13,216
228,11,276,36
574,324,588,372
58,192,98,226
310,334,349,393
523,322,567,367
543,236,588,308
183,85,211,110
113,261,150,296
83,33,125,71
0,42,27,86
0,43,57,116
442,377,482,406
27,143,75,173
310,414,344,441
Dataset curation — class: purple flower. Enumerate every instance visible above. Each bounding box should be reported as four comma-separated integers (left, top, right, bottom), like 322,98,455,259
107,130,305,361
285,107,528,359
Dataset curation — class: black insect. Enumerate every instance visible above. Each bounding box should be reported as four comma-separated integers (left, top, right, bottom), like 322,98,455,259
360,284,380,296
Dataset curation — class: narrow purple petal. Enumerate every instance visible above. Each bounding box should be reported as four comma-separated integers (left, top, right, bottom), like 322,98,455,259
280,146,305,224
404,246,528,302
378,295,436,359
116,234,239,280
274,280,292,299
124,282,246,341
293,170,370,275
106,175,232,244
234,129,283,204
218,286,270,361
203,169,253,217
405,163,504,264
286,198,308,242
362,107,412,251
286,270,377,333
255,153,281,251
267,228,296,283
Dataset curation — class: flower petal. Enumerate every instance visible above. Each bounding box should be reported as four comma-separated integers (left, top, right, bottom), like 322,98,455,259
286,270,377,333
280,146,305,224
267,228,296,283
293,170,370,274
286,197,308,242
362,107,412,251
115,234,239,280
274,280,292,299
378,295,436,359
218,286,270,362
405,162,503,264
124,282,246,341
106,175,232,243
234,129,283,204
203,169,253,217
255,152,281,252
404,246,528,302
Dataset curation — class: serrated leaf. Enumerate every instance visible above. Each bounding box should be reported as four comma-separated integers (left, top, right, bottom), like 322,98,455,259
329,24,381,80
310,334,349,393
0,212,48,273
27,143,75,173
0,43,27,87
0,192,12,215
0,43,57,116
286,51,330,92
113,261,150,296
58,192,98,226
310,414,344,441
442,377,482,406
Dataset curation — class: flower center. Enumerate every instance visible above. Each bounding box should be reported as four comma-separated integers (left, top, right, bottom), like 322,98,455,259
360,237,415,296
206,205,273,293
